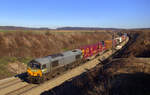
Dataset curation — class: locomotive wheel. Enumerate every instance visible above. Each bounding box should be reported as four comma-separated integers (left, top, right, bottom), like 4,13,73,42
40,77,45,83
27,76,33,83
36,77,41,84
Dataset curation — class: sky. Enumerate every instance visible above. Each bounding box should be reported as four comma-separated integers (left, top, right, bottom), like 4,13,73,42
0,0,150,28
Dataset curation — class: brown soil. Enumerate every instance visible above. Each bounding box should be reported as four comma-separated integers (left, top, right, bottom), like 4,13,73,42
8,62,26,74
120,30,150,57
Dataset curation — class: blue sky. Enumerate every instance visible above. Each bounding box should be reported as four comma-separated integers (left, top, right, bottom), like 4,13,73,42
0,0,150,28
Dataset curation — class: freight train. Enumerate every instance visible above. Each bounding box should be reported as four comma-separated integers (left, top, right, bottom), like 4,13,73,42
27,33,127,83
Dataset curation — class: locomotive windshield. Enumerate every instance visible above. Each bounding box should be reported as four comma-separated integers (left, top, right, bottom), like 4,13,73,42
28,60,41,69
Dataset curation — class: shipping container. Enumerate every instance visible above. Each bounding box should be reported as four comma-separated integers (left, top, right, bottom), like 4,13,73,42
105,40,112,50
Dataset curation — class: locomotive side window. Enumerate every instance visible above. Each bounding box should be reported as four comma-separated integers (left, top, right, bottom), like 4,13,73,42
76,54,81,59
52,60,59,67
72,50,77,52
42,64,46,69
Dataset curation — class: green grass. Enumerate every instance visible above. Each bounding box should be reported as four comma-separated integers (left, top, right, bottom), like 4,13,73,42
17,57,33,64
63,48,69,51
0,56,33,66
0,30,13,33
0,57,33,79
0,30,29,33
0,57,16,78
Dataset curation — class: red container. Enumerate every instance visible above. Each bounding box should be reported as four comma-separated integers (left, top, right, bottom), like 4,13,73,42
80,43,99,59
80,41,108,59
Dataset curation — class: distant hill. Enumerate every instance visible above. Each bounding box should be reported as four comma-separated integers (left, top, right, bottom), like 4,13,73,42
56,27,121,30
130,28,150,30
0,26,121,31
0,26,50,31
0,26,149,31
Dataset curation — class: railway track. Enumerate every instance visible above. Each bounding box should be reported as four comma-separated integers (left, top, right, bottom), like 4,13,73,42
0,78,21,90
0,68,79,95
5,84,38,95
0,67,81,95
0,77,33,95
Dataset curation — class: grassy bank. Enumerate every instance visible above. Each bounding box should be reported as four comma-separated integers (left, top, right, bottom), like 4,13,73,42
0,57,32,79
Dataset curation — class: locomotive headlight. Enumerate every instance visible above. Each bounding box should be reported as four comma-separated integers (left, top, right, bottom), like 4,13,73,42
41,69,47,73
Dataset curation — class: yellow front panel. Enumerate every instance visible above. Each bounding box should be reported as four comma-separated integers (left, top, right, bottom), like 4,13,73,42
27,68,42,77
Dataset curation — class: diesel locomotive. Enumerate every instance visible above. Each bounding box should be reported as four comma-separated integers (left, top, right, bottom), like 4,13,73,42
27,34,127,83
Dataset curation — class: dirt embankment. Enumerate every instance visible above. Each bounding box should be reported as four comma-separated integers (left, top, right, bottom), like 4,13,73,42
120,30,150,57
0,31,112,58
41,30,150,95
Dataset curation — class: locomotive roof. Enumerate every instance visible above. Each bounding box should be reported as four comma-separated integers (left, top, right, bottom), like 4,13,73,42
34,56,51,65
34,49,82,65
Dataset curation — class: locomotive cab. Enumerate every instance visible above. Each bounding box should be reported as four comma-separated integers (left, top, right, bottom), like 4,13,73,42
27,60,42,78
28,60,41,69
